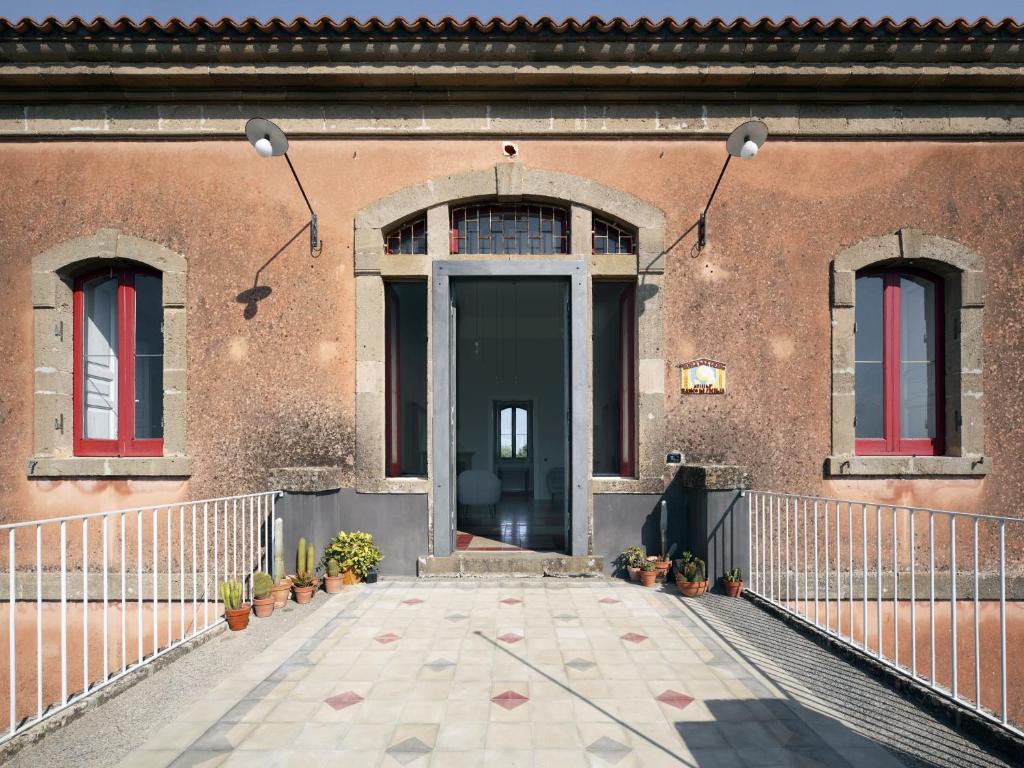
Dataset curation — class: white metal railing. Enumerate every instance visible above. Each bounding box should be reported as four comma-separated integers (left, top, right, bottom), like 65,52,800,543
1,490,278,745
747,490,1023,737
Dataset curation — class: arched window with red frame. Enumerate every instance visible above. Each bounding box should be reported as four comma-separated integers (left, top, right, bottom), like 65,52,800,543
855,266,944,456
73,266,163,457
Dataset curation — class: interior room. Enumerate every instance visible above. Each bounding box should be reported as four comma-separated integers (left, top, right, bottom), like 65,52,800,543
452,278,568,552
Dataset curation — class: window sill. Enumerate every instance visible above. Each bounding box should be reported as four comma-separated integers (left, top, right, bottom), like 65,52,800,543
826,455,990,477
27,456,191,478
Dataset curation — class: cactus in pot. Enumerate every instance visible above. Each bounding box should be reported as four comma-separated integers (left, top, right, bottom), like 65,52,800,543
292,537,318,603
251,570,275,618
323,556,344,593
221,579,249,630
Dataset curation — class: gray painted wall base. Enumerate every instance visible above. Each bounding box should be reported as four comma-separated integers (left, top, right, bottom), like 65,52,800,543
276,489,427,576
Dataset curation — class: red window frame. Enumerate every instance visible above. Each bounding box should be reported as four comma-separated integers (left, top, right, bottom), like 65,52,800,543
855,267,944,457
618,285,637,476
73,267,163,458
384,284,402,477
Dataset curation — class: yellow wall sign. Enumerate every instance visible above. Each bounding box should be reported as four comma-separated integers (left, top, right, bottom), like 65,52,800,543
679,358,726,394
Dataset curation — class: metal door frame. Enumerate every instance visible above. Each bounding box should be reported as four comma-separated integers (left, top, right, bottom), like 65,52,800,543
431,259,588,557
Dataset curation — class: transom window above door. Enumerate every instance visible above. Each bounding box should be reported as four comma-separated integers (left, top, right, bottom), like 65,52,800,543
450,203,569,255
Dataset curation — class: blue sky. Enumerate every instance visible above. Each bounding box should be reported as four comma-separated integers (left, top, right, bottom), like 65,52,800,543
0,1,1020,22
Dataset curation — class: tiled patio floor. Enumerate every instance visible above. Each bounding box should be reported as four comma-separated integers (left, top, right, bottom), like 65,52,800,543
116,579,914,767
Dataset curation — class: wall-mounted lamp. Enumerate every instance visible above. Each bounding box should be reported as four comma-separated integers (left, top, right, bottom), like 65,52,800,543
697,120,768,250
245,117,322,256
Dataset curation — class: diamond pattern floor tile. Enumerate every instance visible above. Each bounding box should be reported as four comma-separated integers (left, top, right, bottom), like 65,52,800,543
500,598,523,605
324,691,365,710
497,632,524,644
491,690,529,710
424,659,456,671
375,633,401,644
655,690,695,710
566,658,597,671
386,735,432,765
586,736,632,765
620,632,647,644
446,613,468,622
402,598,424,605
598,597,621,604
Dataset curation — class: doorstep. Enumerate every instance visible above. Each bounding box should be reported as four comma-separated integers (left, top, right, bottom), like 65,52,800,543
417,551,603,577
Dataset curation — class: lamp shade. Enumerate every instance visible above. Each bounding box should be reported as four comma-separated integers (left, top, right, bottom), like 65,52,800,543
245,117,288,157
726,120,768,158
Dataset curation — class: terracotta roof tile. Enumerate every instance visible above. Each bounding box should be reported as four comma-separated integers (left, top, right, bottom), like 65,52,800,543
0,15,1021,39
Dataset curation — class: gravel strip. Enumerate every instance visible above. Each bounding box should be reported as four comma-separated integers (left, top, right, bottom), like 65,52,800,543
689,591,1016,768
6,592,334,768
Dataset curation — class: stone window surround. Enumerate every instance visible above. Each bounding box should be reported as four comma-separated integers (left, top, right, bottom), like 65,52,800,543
353,163,667,515
28,229,189,478
828,228,989,477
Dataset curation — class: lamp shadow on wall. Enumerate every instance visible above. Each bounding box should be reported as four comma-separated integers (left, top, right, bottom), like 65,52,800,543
235,223,310,319
636,220,698,316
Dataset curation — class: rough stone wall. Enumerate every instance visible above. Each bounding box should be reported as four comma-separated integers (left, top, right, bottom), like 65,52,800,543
0,138,1021,540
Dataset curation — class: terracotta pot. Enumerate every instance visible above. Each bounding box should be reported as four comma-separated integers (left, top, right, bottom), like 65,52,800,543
323,575,344,593
639,570,658,587
627,567,640,583
270,582,291,608
676,579,709,597
723,579,743,598
252,596,275,618
225,605,250,631
651,559,671,582
293,585,316,604
341,568,361,587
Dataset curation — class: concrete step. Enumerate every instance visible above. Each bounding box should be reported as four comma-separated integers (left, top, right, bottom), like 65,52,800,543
418,552,604,578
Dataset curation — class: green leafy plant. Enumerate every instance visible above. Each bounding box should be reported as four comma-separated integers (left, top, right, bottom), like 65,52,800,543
292,538,317,588
724,567,743,583
322,531,384,578
640,559,656,572
252,571,273,600
326,558,341,578
618,546,647,569
677,555,706,584
220,579,243,611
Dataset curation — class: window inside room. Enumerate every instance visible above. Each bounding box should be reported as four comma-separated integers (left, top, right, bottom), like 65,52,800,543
592,281,636,475
74,267,163,456
855,268,943,456
495,402,531,461
385,281,429,476
450,203,569,255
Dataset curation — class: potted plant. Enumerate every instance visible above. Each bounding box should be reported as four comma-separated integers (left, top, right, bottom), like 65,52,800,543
251,571,275,618
618,546,647,583
323,558,344,593
323,531,384,586
722,567,743,597
639,559,658,588
270,578,291,608
221,579,249,630
674,551,708,597
650,542,676,582
292,537,318,604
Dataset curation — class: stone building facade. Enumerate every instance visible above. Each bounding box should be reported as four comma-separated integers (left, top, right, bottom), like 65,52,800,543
0,17,1022,574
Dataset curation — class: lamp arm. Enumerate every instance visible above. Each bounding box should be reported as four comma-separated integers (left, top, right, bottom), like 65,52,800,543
284,152,322,255
702,154,732,219
698,154,732,249
284,153,316,218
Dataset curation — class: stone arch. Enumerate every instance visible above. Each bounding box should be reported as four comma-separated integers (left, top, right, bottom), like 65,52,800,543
354,163,666,274
828,228,987,476
29,229,189,477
